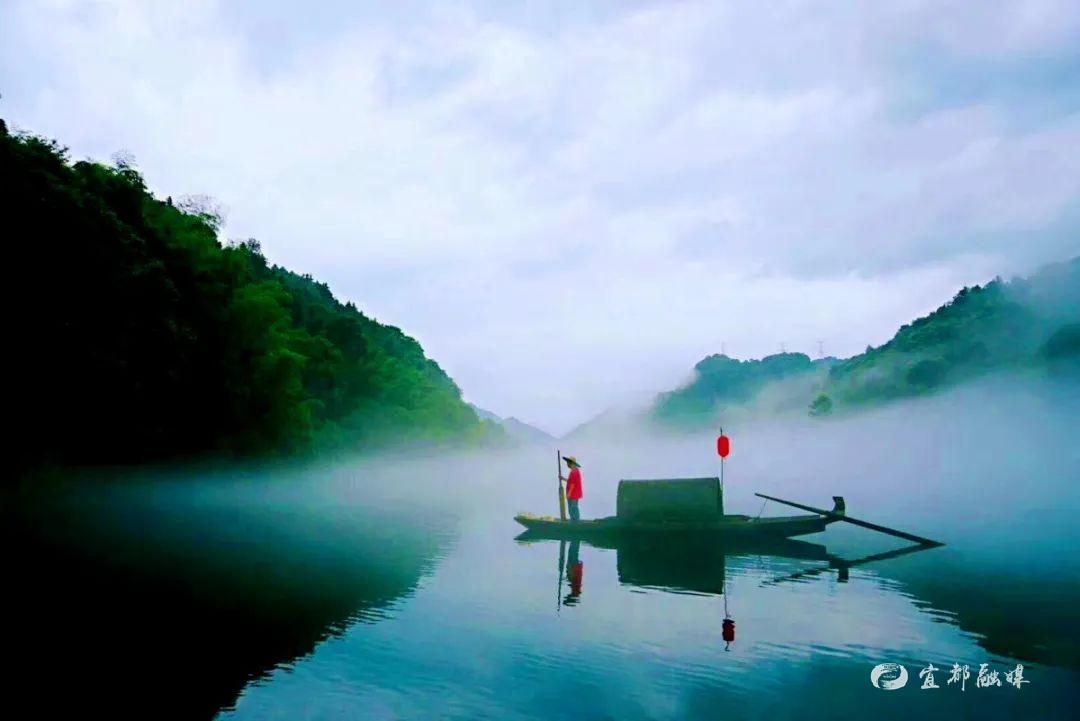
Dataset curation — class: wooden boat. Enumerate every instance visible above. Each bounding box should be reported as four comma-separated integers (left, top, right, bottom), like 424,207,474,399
514,477,842,541
515,476,942,545
513,511,833,540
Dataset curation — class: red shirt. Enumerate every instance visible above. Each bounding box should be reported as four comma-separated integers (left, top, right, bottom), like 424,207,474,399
569,562,583,595
566,467,583,500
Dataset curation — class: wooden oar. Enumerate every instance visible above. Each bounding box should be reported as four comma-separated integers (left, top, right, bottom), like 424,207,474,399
761,542,940,587
754,492,943,546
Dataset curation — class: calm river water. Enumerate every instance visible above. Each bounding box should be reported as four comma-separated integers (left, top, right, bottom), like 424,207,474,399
8,381,1079,719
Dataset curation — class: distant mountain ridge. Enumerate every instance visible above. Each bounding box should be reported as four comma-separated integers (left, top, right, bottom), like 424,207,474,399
584,256,1080,432
471,406,555,444
818,256,1080,412
652,352,835,425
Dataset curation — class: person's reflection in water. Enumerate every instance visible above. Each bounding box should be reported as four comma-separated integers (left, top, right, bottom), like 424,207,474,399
563,540,584,606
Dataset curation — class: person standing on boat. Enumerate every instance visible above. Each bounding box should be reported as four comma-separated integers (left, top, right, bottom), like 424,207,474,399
560,456,584,521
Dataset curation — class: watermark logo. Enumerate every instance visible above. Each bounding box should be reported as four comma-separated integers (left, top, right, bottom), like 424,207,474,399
872,662,1029,691
870,663,909,690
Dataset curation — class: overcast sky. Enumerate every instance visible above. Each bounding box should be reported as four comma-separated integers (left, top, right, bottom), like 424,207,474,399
3,1,1079,434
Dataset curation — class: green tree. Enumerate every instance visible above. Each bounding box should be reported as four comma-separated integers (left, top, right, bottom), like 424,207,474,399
809,394,833,416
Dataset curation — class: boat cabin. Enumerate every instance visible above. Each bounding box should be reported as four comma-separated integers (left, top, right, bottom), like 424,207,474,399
616,477,724,522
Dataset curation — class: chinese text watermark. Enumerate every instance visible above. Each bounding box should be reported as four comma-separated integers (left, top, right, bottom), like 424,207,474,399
871,662,1029,691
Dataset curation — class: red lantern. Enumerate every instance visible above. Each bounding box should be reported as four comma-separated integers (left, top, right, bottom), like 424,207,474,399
717,434,730,458
722,618,735,644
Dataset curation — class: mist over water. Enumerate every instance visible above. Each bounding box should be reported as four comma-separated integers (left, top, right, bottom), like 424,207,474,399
8,374,1079,719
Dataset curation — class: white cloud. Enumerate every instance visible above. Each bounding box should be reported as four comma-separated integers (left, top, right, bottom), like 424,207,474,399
3,0,1078,433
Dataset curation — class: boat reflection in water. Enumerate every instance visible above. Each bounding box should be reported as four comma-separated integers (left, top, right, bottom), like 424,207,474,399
518,529,938,650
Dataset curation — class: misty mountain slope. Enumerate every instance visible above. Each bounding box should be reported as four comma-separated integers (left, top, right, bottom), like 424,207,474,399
651,353,835,426
471,405,554,444
820,257,1080,410
562,404,652,442
4,121,500,470
613,256,1080,431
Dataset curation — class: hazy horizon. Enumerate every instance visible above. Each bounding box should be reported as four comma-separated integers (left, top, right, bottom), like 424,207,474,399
4,1,1079,434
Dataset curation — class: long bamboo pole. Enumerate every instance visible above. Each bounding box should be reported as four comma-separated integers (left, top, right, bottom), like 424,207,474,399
754,492,943,546
557,538,566,611
557,449,567,521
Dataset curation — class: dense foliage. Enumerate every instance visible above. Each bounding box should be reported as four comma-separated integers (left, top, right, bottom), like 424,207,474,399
4,121,498,469
1043,323,1080,366
819,257,1080,410
808,393,833,416
650,257,1079,426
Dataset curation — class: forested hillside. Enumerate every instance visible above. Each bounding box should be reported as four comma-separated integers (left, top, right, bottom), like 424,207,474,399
817,257,1080,411
652,353,832,425
648,258,1080,427
4,120,498,470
